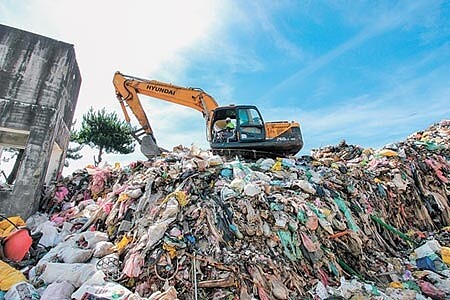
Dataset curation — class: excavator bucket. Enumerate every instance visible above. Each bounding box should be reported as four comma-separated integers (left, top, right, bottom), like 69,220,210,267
141,135,161,158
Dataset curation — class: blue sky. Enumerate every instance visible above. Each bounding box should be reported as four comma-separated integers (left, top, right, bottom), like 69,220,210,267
1,0,449,172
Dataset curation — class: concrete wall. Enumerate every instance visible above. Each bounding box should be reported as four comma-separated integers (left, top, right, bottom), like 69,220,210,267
0,24,81,218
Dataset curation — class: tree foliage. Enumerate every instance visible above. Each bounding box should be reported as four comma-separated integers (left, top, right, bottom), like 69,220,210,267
66,143,83,161
73,108,135,165
64,125,84,167
64,142,83,167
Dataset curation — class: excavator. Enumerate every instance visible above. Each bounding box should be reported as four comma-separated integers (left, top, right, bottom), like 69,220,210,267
113,71,303,158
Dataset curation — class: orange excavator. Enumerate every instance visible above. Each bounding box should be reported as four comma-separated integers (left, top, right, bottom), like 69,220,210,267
113,71,303,158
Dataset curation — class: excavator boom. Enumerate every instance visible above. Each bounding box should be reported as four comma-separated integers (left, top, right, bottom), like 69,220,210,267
113,72,219,157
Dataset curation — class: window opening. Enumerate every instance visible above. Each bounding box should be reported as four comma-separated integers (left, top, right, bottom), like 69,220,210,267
0,128,29,190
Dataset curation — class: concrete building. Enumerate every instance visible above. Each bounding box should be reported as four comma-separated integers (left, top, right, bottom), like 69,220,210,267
0,24,81,217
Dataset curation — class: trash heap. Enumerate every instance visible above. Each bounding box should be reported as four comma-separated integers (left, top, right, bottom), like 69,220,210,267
1,120,450,300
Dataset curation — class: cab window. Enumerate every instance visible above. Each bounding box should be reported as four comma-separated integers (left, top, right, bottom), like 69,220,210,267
237,108,264,141
238,108,262,126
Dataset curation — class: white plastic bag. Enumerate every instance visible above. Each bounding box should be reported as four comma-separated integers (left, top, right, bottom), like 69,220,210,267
58,246,93,263
208,155,223,166
313,281,329,299
79,231,109,249
34,221,60,247
40,281,75,300
259,158,275,171
72,282,134,300
40,263,97,288
93,241,115,258
244,183,261,197
71,270,106,300
5,282,39,300
230,178,245,193
293,180,316,194
148,287,178,300
414,239,441,259
25,213,49,231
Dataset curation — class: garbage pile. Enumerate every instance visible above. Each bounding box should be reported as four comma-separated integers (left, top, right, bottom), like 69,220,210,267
1,120,450,300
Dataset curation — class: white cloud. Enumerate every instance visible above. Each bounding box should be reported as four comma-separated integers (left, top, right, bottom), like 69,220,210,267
262,61,450,153
1,0,226,115
0,0,228,174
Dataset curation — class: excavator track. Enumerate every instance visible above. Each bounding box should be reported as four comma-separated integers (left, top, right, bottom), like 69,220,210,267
211,148,295,160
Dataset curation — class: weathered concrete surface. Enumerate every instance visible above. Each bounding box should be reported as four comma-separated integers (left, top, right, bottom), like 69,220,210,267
0,24,81,218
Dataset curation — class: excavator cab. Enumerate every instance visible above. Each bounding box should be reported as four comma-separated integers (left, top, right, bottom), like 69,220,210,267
211,105,265,143
236,106,265,141
210,105,303,157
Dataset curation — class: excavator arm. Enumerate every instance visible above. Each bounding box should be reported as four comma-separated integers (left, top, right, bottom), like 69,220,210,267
113,71,219,157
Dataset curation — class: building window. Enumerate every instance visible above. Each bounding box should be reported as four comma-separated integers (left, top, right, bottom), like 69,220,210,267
0,128,29,190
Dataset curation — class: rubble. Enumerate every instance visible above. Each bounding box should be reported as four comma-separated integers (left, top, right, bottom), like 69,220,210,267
1,120,450,299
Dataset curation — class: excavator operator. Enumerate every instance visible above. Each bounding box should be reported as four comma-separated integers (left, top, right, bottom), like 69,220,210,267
224,117,235,130
215,117,236,142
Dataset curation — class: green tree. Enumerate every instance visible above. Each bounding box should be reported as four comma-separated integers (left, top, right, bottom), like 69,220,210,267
64,143,83,167
64,123,85,167
73,108,135,165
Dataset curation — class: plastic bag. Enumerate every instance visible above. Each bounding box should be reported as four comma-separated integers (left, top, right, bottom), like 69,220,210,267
230,179,245,193
79,231,109,249
208,155,223,166
414,239,441,259
314,281,329,299
4,282,39,300
417,280,446,299
40,281,75,300
293,180,315,194
122,252,144,278
34,221,60,247
71,270,106,299
25,213,48,232
93,241,115,258
269,275,288,299
58,246,93,263
336,277,364,299
378,149,398,157
244,183,261,197
333,197,359,232
145,222,169,250
40,263,97,288
259,158,275,171
72,282,135,300
148,286,178,300
277,230,301,261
